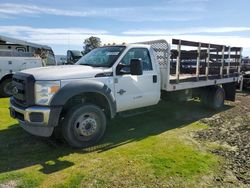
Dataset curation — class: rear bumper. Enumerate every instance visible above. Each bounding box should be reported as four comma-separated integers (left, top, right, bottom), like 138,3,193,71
9,98,62,137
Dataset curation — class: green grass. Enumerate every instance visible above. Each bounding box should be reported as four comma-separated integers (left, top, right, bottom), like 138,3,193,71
0,97,223,187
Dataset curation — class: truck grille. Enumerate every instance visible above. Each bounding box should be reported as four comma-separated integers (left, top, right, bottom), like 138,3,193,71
12,72,35,107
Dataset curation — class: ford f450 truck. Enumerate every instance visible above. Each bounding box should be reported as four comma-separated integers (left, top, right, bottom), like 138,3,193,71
9,39,242,148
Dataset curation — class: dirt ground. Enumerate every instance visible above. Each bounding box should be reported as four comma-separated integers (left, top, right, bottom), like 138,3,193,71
195,90,250,186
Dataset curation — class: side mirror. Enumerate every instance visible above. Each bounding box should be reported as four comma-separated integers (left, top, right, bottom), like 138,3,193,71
130,59,143,75
116,63,130,75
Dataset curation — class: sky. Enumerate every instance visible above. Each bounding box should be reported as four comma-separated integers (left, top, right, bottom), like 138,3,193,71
1,0,250,56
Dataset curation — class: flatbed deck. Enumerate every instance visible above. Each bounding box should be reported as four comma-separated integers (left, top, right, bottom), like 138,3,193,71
169,73,239,84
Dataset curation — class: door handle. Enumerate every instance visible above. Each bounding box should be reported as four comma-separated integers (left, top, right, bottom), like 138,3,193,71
117,89,126,95
153,75,157,83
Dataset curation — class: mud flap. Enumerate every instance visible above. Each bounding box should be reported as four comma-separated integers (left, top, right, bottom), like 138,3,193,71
222,82,237,101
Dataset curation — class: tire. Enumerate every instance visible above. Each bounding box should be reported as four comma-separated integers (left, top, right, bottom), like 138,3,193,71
62,104,106,148
201,86,225,110
243,79,250,89
0,78,13,97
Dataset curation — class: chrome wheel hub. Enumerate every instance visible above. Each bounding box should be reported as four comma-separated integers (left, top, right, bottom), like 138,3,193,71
74,114,98,137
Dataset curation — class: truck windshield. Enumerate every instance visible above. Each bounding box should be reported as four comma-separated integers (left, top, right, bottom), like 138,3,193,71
76,46,125,67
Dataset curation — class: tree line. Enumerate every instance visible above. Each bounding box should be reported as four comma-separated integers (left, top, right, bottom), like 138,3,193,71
82,36,101,55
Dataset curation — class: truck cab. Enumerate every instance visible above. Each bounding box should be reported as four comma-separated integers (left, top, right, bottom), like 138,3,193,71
66,50,83,64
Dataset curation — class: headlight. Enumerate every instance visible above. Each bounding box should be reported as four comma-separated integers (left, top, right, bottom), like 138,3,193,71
35,81,60,105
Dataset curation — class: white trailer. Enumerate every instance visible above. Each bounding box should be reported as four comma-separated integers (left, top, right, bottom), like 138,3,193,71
0,35,56,97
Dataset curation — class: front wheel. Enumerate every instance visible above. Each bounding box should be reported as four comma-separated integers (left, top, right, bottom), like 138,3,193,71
62,104,106,148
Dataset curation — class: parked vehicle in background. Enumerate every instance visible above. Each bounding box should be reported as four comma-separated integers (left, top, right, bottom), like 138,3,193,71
55,55,67,65
9,39,242,148
241,57,250,89
242,57,250,71
242,71,250,89
180,60,204,74
66,50,83,64
0,35,56,97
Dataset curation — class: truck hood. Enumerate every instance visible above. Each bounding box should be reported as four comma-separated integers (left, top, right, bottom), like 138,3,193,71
21,65,108,80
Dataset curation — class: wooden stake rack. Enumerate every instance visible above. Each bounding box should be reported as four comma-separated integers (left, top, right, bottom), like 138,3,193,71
170,39,242,84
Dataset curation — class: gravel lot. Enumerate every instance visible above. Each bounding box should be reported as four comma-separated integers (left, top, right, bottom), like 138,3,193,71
195,90,250,186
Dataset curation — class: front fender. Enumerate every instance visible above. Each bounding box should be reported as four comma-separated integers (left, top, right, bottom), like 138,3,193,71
50,80,116,118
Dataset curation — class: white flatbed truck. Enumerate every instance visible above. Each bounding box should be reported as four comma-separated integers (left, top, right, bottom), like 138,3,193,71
9,39,242,148
0,35,56,97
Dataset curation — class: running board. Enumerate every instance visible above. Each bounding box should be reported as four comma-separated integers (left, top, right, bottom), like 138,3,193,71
118,108,153,118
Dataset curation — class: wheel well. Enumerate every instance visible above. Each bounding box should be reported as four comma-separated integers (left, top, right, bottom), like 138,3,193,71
193,85,223,98
60,92,111,120
0,74,13,83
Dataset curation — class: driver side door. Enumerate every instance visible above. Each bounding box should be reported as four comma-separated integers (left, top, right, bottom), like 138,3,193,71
114,48,160,112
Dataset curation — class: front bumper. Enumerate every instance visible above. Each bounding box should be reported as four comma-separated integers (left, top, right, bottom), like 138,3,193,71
9,98,62,137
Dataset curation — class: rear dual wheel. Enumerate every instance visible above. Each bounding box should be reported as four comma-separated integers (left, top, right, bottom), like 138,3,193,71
62,104,106,148
201,86,225,110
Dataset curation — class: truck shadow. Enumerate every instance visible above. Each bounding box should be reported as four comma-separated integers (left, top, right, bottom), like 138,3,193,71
97,100,231,152
0,100,232,174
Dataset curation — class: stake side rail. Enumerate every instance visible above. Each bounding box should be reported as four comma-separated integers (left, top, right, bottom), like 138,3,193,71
137,39,242,92
166,39,242,91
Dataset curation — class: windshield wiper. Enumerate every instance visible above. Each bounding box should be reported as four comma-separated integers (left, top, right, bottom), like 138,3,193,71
80,63,95,66
80,63,108,68
92,65,108,67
